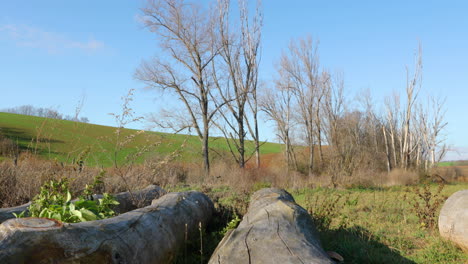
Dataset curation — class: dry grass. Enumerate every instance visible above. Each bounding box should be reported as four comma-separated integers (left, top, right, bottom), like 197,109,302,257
1,152,467,208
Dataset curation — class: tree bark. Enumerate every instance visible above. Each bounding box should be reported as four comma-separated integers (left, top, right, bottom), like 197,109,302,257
0,191,214,264
382,126,392,173
0,185,165,224
209,188,333,264
438,189,468,252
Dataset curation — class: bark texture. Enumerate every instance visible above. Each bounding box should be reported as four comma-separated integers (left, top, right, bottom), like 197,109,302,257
438,189,468,251
0,191,214,264
209,188,333,264
0,185,165,223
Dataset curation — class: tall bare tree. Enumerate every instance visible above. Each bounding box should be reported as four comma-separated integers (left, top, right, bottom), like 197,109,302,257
261,86,297,170
136,0,224,175
401,45,422,169
212,0,263,168
274,37,322,175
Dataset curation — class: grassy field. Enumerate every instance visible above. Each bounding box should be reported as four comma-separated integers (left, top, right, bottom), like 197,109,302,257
439,160,468,167
173,183,468,264
0,112,282,167
291,183,468,263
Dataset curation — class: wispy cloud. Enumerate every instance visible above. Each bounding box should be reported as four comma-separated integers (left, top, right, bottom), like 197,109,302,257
0,23,105,54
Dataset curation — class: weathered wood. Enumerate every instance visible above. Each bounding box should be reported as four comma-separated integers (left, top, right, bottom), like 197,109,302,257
0,203,30,224
0,191,214,264
209,188,333,264
0,185,165,223
439,189,468,251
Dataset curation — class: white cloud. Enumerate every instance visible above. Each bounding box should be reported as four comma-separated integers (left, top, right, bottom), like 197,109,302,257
0,23,105,54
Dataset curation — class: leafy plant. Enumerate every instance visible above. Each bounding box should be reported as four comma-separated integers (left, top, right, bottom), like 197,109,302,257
14,177,119,223
220,213,241,236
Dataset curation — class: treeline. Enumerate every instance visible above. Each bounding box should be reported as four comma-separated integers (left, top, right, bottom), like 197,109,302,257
263,42,447,179
1,105,89,123
137,0,448,178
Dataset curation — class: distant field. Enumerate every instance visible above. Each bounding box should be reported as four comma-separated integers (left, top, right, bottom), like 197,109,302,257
439,160,468,167
0,112,282,167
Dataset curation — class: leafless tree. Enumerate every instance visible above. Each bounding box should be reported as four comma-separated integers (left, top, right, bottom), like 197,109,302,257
212,0,262,168
136,0,226,175
261,85,297,170
401,44,422,169
274,36,324,175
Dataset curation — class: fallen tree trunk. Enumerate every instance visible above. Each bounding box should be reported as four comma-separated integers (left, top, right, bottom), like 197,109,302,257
209,188,333,264
0,185,165,223
0,191,213,264
439,189,468,251
0,203,30,224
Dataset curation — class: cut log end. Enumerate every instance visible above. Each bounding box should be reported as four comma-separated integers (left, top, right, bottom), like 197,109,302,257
2,217,63,230
439,189,468,252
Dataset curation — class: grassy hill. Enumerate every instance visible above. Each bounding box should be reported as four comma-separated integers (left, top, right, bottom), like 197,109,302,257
0,112,282,167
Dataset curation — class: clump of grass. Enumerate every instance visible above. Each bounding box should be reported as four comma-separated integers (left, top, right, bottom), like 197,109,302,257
304,189,353,231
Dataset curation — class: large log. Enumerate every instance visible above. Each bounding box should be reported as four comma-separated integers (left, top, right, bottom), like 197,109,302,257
0,191,214,263
439,189,468,251
0,203,30,224
0,185,165,223
209,188,333,264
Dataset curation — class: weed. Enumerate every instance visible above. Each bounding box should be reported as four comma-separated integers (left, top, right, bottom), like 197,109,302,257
304,190,353,231
407,183,446,229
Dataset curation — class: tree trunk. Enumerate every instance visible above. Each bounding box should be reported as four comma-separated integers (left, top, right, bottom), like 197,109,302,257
308,141,314,177
438,189,468,252
0,191,214,264
0,185,165,224
238,112,245,168
202,122,210,175
382,126,392,173
209,188,333,264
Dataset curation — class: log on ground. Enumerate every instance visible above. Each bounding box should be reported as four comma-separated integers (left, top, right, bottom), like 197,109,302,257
0,185,165,223
0,191,214,264
209,188,333,264
439,189,468,251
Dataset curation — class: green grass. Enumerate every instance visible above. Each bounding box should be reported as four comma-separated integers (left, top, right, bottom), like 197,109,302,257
291,183,468,264
439,160,468,167
0,112,282,167
168,183,468,264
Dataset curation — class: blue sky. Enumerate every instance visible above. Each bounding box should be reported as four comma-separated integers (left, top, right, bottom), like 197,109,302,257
1,1,467,160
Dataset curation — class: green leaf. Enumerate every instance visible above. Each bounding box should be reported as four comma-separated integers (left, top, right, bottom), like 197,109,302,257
66,191,72,203
80,208,98,221
71,209,82,219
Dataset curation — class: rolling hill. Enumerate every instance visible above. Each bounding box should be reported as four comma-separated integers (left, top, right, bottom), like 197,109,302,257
0,112,282,167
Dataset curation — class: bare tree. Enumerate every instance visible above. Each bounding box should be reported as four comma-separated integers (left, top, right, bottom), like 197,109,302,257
274,37,322,175
401,44,423,169
136,0,225,175
212,0,263,168
262,79,297,170
384,92,401,169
